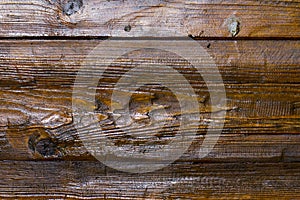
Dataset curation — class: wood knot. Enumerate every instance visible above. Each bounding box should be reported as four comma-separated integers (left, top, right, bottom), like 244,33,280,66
229,21,240,37
63,0,83,16
28,134,60,158
225,16,240,37
124,25,132,32
35,139,58,157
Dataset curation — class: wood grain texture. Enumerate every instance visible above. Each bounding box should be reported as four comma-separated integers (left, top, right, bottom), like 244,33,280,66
0,40,299,164
0,1,299,195
0,0,299,37
0,161,299,199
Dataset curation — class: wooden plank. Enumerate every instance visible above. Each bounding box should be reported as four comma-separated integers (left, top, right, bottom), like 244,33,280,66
2,131,300,162
0,39,299,161
0,0,299,37
0,161,299,199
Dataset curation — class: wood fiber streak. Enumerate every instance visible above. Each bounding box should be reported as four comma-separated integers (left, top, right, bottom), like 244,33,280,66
0,161,299,199
0,0,299,37
0,40,299,164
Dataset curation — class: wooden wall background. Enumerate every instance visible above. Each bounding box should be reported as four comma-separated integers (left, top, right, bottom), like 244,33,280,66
0,0,299,199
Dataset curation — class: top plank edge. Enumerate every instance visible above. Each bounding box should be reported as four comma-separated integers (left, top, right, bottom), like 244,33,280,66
0,0,299,38
0,36,300,41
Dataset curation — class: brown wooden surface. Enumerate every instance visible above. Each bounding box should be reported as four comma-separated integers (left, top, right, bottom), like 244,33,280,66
0,0,300,199
0,0,299,37
0,39,299,198
0,161,299,199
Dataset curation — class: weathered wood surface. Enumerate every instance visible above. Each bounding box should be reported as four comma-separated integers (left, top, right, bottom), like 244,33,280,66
0,0,299,37
0,40,299,164
0,0,300,197
0,161,299,199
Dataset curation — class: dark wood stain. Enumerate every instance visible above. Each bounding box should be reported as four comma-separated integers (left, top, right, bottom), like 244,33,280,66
0,0,299,199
